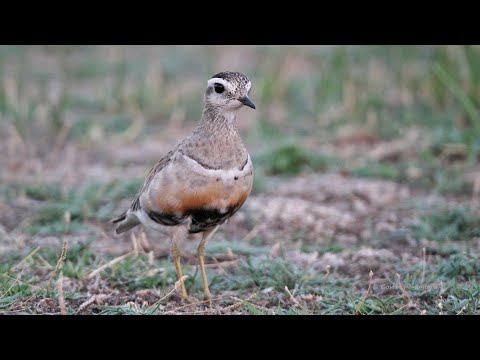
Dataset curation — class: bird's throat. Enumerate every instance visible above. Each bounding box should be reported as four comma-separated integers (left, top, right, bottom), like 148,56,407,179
199,106,239,138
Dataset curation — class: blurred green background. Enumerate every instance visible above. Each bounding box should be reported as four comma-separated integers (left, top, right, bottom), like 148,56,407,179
2,45,480,193
0,45,479,314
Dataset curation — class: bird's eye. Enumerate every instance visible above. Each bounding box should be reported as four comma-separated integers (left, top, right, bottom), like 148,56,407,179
214,83,225,94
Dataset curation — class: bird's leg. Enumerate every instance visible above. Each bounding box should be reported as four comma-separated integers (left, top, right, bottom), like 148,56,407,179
170,225,189,300
197,226,219,303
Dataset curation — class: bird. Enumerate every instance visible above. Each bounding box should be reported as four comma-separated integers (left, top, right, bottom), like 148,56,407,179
111,71,256,302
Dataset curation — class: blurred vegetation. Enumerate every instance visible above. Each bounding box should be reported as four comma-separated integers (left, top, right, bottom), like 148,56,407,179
258,143,334,176
4,179,142,235
1,45,480,194
412,206,480,242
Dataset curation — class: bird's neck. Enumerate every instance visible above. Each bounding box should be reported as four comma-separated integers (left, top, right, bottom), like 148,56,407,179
197,105,240,138
185,105,247,170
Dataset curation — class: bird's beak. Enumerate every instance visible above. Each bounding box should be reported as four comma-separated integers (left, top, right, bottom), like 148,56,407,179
238,96,256,109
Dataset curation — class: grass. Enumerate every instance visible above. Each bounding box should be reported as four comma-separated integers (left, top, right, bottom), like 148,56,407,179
1,229,478,314
412,206,480,242
1,45,480,314
257,143,334,176
9,179,143,235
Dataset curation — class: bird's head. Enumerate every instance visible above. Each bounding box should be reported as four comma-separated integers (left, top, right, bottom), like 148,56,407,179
204,71,256,112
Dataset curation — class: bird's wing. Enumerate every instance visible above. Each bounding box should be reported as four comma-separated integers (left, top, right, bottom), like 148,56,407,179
130,145,181,212
111,143,184,234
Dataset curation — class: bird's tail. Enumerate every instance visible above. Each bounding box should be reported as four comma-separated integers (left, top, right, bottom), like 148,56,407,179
111,211,140,234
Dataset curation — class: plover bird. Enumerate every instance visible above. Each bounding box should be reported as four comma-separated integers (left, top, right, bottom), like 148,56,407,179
112,71,255,301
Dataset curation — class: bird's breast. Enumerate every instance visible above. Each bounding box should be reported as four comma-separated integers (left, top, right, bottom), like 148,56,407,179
141,153,253,219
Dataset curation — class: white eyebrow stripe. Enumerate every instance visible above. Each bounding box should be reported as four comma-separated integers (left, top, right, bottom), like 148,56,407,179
207,78,234,92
